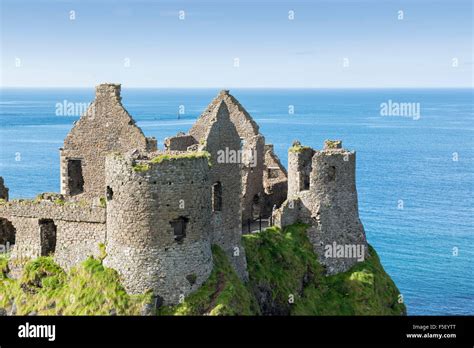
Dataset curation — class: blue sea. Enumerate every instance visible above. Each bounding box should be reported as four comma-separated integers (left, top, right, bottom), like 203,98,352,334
0,88,472,315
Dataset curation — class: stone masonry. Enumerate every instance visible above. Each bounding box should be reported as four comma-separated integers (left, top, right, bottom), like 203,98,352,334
263,145,288,217
193,101,248,280
178,90,288,222
0,84,371,305
60,84,157,199
273,140,368,274
103,151,213,303
0,197,106,276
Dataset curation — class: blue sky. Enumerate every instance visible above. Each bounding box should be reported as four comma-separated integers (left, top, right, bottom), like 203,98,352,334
0,0,472,87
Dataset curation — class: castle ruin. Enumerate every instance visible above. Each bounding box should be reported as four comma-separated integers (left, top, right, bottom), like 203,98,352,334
0,84,368,305
165,90,288,222
273,140,368,274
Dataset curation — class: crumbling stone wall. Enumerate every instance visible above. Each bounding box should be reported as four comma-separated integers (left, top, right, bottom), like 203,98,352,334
0,199,106,274
190,90,266,222
164,133,197,151
0,177,9,201
263,145,288,217
287,143,314,197
104,152,213,305
194,101,248,280
274,140,368,274
60,83,157,199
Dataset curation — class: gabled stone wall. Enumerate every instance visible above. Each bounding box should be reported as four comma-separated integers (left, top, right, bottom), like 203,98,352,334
194,101,248,280
189,90,287,222
60,84,157,199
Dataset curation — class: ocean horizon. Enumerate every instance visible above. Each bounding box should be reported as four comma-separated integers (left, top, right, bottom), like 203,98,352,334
0,87,473,316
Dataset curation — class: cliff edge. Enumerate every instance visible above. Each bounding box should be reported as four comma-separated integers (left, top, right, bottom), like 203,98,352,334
0,224,405,316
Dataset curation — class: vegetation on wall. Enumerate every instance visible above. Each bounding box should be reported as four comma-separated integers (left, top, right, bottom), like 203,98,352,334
132,151,212,172
0,224,405,316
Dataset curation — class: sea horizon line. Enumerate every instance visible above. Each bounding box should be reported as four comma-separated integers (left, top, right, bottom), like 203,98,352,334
1,86,473,90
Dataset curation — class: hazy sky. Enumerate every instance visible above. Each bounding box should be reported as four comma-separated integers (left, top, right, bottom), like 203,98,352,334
1,0,472,88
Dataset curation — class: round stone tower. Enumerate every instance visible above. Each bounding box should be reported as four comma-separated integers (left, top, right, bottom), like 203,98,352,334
104,151,213,305
275,140,368,274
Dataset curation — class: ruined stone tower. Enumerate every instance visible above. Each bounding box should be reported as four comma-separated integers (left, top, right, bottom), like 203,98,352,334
274,140,368,274
60,84,157,199
103,151,213,304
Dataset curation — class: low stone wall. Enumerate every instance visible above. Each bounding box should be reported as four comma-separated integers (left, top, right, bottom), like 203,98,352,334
0,201,105,223
0,200,106,274
54,220,106,270
164,134,197,151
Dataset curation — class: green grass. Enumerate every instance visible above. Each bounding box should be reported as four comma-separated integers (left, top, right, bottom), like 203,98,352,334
288,144,311,153
158,245,259,315
0,224,405,316
324,140,341,149
150,151,211,166
243,224,406,315
0,254,151,315
0,254,9,279
243,224,323,314
132,151,212,172
99,197,107,208
132,163,150,172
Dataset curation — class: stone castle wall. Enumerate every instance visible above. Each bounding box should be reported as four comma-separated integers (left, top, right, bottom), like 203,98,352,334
287,144,314,198
189,90,275,222
0,200,106,273
60,84,157,199
0,85,373,307
274,141,368,274
263,145,288,217
196,101,248,280
164,133,197,151
103,152,213,304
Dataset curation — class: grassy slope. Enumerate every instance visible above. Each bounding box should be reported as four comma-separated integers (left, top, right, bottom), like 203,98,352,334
0,254,151,315
158,245,259,315
0,224,406,315
243,224,406,315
